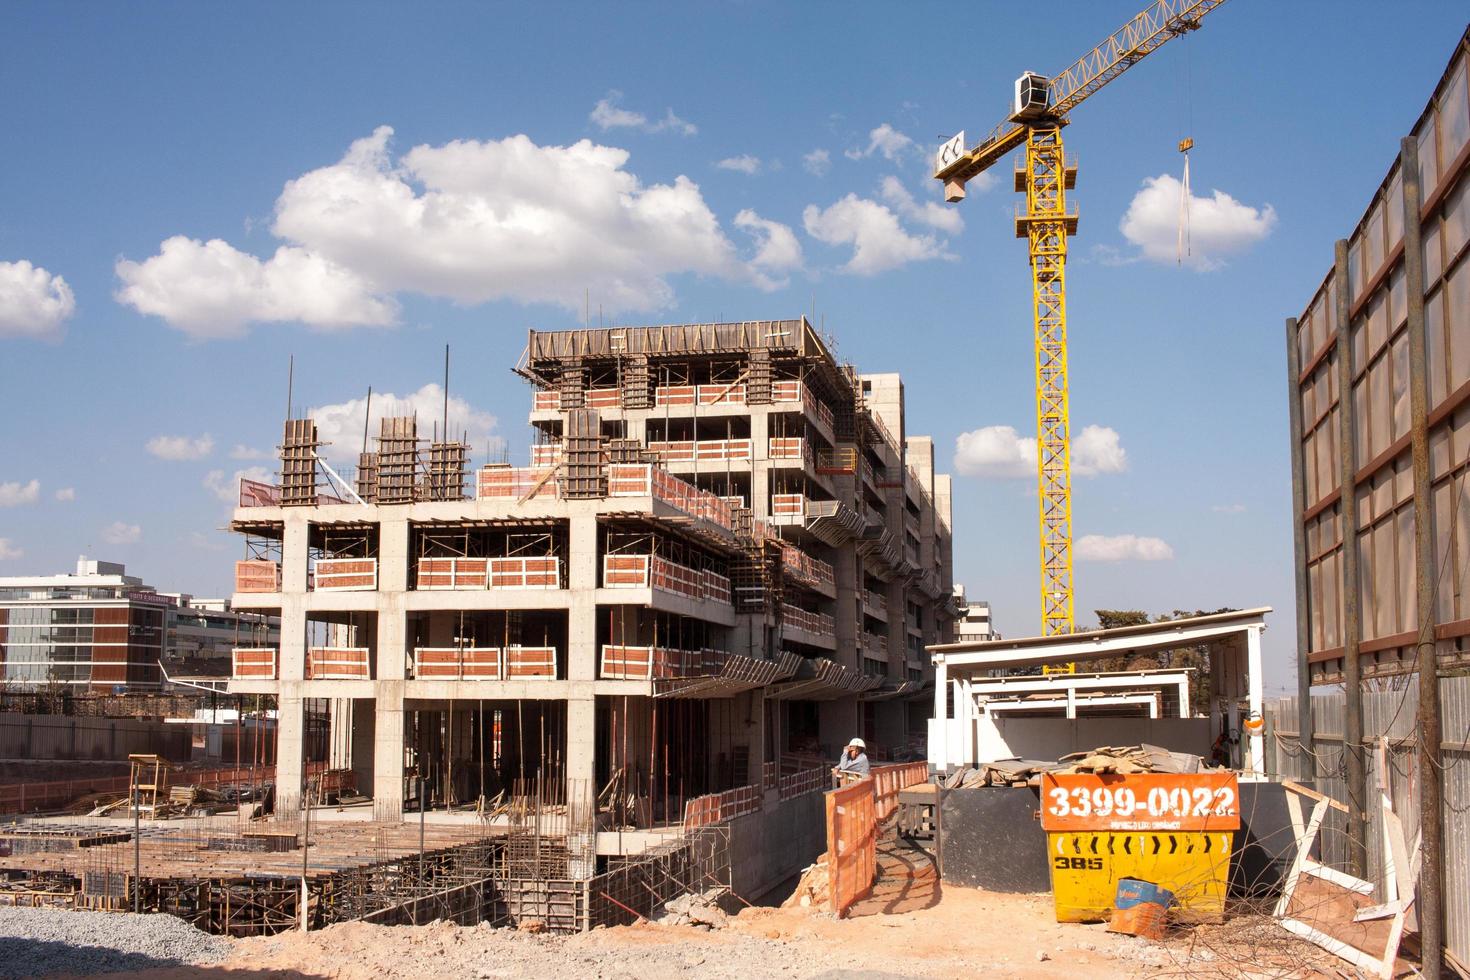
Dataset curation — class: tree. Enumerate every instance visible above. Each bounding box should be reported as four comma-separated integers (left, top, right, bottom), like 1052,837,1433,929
1085,607,1237,715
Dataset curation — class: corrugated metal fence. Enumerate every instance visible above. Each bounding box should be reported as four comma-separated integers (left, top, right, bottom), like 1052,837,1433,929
1264,675,1470,964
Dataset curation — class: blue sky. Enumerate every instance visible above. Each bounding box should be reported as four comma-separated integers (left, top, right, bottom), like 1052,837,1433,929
2,2,1466,694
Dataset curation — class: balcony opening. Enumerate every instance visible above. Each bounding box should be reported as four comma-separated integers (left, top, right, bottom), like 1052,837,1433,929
404,698,565,813
305,611,377,680
409,521,568,591
307,522,379,592
406,609,568,681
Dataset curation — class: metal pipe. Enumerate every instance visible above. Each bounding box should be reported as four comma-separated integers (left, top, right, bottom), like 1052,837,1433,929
1284,315,1315,787
1400,133,1444,979
1333,237,1368,876
132,781,140,913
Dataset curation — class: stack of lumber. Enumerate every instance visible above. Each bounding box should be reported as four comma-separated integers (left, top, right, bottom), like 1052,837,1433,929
942,744,1206,789
1055,744,1203,775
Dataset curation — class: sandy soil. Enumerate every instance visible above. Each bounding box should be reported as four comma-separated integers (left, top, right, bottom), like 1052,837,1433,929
88,884,1348,980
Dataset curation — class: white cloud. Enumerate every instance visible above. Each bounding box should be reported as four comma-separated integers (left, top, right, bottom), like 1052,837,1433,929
119,127,781,334
845,123,913,162
1212,503,1247,514
716,155,762,175
116,237,396,339
0,260,75,340
230,445,270,460
146,433,215,461
802,149,831,176
0,479,41,507
310,383,499,464
101,521,142,545
0,538,22,560
203,466,274,504
1119,174,1276,269
879,176,963,234
954,426,1033,478
1072,425,1127,476
1076,534,1174,562
953,424,1126,478
734,210,802,289
54,487,75,502
802,195,945,275
589,92,696,135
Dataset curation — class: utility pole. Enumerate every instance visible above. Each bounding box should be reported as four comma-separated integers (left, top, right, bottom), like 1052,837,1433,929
1400,133,1444,979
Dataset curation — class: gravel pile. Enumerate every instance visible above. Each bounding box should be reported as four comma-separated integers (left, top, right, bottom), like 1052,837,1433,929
0,906,231,978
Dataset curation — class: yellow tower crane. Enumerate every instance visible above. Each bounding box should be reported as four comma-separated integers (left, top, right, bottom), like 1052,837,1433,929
934,0,1230,641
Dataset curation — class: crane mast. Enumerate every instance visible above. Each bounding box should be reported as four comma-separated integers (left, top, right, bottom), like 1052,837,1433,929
935,0,1229,638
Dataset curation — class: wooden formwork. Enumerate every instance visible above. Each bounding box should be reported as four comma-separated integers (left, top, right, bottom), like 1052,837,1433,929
280,419,320,506
375,416,420,504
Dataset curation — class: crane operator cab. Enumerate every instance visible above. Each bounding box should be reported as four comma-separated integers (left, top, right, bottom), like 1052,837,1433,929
1012,71,1052,121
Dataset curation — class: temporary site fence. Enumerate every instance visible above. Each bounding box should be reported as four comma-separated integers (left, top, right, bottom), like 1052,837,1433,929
782,603,836,638
682,783,762,831
824,763,931,917
305,648,371,681
409,647,506,681
607,464,735,531
601,554,733,606
825,778,877,918
871,762,928,822
231,648,277,680
312,558,378,592
416,556,561,591
1264,675,1470,965
598,645,729,681
234,560,280,593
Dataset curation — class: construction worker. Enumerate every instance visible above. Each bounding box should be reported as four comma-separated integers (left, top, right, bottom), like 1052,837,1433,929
833,737,870,781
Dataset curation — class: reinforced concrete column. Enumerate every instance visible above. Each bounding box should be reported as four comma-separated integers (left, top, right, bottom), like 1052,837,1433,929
1401,133,1445,979
373,685,405,821
1245,625,1265,776
349,697,375,796
932,657,948,771
1284,316,1316,786
750,410,770,517
565,696,596,790
275,693,306,815
1333,238,1368,876
566,508,598,681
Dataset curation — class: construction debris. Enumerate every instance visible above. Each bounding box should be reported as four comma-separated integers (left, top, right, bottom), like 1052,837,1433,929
655,887,741,929
943,744,1207,789
782,856,831,910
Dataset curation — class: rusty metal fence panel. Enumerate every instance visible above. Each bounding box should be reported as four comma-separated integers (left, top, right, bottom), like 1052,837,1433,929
1265,675,1470,964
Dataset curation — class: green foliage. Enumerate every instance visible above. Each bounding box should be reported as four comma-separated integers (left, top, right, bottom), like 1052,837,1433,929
1083,608,1237,714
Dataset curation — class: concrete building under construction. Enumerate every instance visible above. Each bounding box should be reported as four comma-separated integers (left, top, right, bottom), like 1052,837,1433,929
225,319,954,850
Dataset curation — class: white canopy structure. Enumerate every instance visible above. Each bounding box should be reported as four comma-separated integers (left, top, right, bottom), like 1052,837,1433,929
927,607,1270,776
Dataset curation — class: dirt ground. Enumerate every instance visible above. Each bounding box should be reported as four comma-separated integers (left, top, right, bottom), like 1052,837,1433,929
97,884,1350,980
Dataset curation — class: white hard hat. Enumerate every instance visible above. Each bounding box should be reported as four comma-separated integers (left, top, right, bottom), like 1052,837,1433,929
848,738,866,749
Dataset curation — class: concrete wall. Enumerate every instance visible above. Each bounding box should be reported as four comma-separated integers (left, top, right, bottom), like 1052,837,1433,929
984,716,1212,763
0,712,191,762
728,790,827,900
